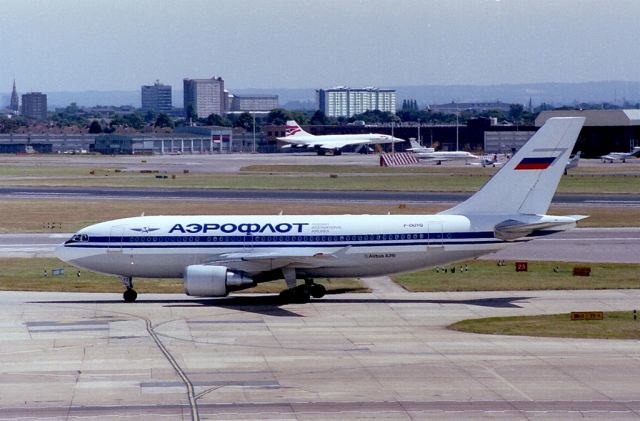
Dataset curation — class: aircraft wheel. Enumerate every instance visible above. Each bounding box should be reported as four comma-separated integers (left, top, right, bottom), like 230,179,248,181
279,286,311,304
279,289,293,302
294,287,311,303
309,283,326,299
123,288,137,303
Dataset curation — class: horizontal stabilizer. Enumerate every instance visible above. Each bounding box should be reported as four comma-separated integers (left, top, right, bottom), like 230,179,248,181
494,215,588,241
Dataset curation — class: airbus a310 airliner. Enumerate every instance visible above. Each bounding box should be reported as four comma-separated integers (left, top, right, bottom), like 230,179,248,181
56,117,586,303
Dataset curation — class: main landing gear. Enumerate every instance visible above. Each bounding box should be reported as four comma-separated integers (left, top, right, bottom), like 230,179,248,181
120,276,138,303
278,279,326,304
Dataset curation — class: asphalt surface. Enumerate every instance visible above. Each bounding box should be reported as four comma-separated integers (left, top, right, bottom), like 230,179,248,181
2,185,640,206
0,289,639,419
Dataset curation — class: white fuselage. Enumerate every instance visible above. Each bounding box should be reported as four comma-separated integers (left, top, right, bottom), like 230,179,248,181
414,150,480,161
278,134,404,148
56,214,515,280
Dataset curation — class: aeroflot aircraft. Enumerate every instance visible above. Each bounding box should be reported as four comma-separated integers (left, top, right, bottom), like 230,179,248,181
56,117,586,303
277,120,405,155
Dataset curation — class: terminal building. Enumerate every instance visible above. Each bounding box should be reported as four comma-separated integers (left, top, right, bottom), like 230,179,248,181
0,133,95,154
95,127,233,155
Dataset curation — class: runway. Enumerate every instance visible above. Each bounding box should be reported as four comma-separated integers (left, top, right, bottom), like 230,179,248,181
2,185,640,206
4,228,639,263
0,289,638,419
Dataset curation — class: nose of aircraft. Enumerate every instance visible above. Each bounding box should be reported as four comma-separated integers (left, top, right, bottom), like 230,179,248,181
54,243,69,263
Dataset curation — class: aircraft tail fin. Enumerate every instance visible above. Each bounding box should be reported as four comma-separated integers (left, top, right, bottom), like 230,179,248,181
409,139,421,149
440,117,585,216
284,120,312,138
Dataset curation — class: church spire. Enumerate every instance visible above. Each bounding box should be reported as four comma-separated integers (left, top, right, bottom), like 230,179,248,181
10,79,19,112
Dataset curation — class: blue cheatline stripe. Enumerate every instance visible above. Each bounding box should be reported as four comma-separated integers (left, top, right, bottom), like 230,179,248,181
65,232,495,248
63,229,562,250
71,231,496,244
66,240,505,250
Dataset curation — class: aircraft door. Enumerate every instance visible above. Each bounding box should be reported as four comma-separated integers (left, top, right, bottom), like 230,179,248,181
244,234,253,250
108,226,125,252
427,222,444,248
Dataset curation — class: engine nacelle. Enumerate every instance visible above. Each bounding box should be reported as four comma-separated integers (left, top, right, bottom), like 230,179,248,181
184,265,254,297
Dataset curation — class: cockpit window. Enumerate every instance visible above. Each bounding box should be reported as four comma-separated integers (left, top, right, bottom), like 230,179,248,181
66,234,89,244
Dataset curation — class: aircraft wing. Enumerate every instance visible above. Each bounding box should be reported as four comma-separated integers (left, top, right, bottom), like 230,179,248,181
278,138,370,149
416,155,450,162
207,247,351,273
312,139,372,149
600,154,619,161
280,143,309,149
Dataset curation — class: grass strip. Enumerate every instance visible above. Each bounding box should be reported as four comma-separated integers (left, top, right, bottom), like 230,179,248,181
1,166,639,193
393,260,640,292
449,311,640,340
0,257,366,294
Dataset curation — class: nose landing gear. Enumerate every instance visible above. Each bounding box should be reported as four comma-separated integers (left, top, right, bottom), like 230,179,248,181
120,276,138,302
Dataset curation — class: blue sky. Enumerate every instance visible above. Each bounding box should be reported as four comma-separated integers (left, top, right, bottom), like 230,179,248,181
2,0,640,92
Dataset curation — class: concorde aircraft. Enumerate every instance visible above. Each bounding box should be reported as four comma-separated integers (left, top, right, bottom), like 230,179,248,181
277,120,405,155
55,117,586,303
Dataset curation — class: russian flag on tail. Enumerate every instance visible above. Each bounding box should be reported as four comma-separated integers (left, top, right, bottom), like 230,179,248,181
515,157,556,170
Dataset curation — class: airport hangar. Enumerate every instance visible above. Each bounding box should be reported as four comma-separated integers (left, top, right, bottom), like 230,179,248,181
1,110,639,156
536,109,640,157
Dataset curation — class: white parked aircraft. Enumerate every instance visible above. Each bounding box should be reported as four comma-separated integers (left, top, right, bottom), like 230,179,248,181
277,120,404,155
600,146,640,163
471,155,503,168
407,139,480,164
55,117,586,303
564,151,581,174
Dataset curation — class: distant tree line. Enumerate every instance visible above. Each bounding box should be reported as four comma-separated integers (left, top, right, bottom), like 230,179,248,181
3,99,639,134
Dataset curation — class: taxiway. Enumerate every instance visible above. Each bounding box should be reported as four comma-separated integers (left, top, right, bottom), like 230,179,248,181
2,185,640,206
0,289,638,419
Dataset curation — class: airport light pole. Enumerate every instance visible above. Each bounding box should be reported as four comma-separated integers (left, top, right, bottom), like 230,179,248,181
391,121,395,154
252,113,256,153
456,113,459,151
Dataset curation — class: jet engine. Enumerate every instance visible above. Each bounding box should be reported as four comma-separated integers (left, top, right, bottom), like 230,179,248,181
184,265,254,297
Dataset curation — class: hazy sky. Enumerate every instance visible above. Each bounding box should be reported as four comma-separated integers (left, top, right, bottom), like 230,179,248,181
2,0,640,92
